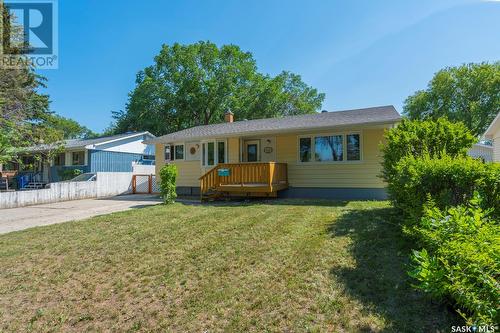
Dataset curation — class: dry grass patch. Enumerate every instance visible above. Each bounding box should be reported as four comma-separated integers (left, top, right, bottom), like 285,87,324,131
0,200,458,332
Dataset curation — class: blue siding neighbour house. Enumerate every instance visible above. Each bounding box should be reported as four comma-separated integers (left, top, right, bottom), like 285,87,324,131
10,132,156,187
89,150,145,172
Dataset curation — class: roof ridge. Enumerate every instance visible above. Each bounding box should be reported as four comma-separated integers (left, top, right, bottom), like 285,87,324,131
148,105,400,144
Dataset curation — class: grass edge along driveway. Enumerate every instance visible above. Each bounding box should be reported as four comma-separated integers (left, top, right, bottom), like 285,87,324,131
0,200,458,332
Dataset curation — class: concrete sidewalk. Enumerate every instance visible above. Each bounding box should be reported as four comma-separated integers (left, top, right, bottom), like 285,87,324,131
0,194,162,234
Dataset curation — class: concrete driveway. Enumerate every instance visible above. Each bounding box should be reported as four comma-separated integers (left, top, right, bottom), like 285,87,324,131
0,194,162,234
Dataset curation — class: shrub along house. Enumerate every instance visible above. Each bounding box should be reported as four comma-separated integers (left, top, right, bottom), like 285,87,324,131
0,132,156,190
147,106,401,200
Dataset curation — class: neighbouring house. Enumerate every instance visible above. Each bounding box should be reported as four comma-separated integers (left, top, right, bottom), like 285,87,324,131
1,131,156,190
146,106,401,200
468,143,494,162
484,112,500,162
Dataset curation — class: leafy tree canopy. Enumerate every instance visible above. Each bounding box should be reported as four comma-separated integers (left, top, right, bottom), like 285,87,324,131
0,2,59,164
403,62,500,137
0,3,92,165
112,41,325,136
46,115,97,139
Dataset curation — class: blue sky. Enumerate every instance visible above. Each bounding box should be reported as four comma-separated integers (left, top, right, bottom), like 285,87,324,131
40,0,500,132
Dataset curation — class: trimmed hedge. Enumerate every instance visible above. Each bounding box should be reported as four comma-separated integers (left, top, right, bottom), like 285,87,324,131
388,154,500,223
410,198,500,324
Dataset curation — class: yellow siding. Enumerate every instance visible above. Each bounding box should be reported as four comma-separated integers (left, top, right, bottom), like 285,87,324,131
171,160,202,186
228,137,240,163
156,128,388,188
155,144,165,177
155,144,201,186
276,129,386,188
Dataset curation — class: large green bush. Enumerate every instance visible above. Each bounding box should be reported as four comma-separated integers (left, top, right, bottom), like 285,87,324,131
389,154,500,222
159,164,178,204
381,118,476,183
58,168,83,181
409,197,500,324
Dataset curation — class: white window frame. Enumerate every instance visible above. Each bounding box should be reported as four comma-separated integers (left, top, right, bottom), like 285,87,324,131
201,139,227,167
165,143,186,162
297,131,363,164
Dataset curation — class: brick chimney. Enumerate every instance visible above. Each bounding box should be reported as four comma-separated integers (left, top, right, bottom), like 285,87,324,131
224,110,234,123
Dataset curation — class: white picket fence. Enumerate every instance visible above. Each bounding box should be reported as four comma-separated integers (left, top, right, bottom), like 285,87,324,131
0,172,134,209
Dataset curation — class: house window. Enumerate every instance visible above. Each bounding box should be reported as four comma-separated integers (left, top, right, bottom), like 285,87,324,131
315,135,343,161
202,140,227,166
299,137,312,162
202,143,206,166
53,153,65,166
346,134,360,161
207,142,215,166
174,145,184,160
164,145,171,161
299,133,361,163
217,141,226,164
72,151,85,165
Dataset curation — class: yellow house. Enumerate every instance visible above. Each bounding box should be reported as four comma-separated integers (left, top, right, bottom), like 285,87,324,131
484,112,500,162
146,106,401,200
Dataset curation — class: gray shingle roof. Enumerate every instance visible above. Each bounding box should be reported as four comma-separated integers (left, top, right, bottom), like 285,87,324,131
148,105,400,144
28,131,153,152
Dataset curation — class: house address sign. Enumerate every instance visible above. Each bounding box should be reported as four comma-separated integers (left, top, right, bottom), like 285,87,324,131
218,168,230,177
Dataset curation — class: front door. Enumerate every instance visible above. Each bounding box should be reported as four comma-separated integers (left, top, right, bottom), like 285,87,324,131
245,140,259,162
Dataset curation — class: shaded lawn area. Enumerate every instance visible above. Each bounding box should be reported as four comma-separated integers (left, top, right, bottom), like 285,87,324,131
0,200,458,332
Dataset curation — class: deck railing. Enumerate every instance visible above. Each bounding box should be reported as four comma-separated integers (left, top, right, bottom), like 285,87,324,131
199,162,288,196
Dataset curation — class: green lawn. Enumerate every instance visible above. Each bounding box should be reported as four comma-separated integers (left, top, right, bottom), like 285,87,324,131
0,200,458,332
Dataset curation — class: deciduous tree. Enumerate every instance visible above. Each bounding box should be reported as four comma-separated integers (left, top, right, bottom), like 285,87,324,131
404,62,500,137
112,41,325,135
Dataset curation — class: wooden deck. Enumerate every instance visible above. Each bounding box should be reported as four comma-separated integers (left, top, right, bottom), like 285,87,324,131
199,162,288,200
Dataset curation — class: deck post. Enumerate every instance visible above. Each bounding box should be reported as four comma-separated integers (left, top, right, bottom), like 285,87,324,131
268,163,275,191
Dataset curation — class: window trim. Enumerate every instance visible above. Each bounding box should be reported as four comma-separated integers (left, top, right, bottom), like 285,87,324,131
297,131,363,164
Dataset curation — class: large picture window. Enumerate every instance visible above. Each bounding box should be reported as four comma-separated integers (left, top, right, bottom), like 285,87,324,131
315,135,343,162
299,133,361,163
